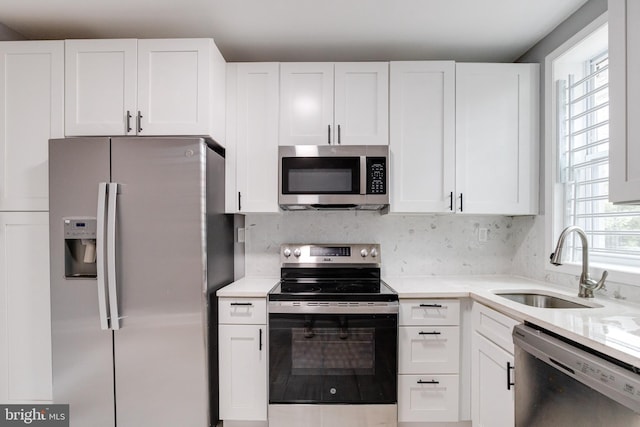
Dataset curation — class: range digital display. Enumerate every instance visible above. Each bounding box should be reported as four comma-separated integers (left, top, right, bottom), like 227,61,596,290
310,246,351,257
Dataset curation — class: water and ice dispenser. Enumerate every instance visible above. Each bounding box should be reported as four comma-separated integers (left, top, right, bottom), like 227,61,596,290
64,218,97,278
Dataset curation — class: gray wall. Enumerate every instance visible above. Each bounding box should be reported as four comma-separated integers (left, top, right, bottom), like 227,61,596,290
0,23,25,40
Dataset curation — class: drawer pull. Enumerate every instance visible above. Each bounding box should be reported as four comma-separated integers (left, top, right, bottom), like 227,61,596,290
230,302,253,306
419,303,443,308
418,331,442,335
417,380,440,385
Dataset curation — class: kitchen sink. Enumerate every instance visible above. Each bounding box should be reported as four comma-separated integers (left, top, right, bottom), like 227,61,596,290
494,291,602,309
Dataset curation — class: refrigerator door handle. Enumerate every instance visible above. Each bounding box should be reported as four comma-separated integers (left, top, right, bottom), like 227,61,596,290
96,182,110,330
107,183,121,330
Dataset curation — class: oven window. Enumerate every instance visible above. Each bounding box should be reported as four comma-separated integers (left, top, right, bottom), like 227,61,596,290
291,327,375,376
269,313,397,404
281,157,360,194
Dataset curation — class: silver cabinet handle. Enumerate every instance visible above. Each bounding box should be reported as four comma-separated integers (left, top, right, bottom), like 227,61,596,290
96,182,110,330
126,110,132,133
107,183,121,330
328,124,331,144
338,124,341,144
137,111,143,133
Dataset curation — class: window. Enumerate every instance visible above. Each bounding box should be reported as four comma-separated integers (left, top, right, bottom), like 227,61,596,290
550,19,640,274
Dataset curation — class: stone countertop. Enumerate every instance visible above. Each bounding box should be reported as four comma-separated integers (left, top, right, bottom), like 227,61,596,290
216,276,279,298
218,274,640,367
386,274,640,368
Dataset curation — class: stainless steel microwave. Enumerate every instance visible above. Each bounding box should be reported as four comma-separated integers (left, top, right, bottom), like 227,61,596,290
278,145,389,211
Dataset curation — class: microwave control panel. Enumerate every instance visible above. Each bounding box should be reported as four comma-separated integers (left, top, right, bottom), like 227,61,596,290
366,157,387,195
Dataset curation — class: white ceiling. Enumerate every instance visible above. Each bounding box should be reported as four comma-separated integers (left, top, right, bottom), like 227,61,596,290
1,0,589,62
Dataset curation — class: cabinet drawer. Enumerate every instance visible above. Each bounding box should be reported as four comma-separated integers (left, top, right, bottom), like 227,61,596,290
399,299,460,326
472,302,519,354
219,298,266,325
399,326,460,374
398,374,459,422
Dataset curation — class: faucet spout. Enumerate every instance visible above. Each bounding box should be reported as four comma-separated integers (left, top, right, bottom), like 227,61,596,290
549,226,607,298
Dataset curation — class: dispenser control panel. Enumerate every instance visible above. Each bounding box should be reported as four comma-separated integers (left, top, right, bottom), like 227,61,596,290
64,218,97,239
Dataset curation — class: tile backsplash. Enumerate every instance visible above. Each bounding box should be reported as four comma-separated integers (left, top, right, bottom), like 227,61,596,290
244,212,640,303
244,212,521,277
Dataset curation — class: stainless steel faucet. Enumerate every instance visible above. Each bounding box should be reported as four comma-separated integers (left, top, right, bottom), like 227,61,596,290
550,225,608,298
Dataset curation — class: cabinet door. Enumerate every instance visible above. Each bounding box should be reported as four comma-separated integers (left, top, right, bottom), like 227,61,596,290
65,39,137,136
0,212,51,403
390,61,455,213
137,39,213,136
471,332,515,427
609,0,640,203
235,63,280,212
456,63,539,215
334,62,388,145
0,41,63,211
280,63,334,145
219,324,267,421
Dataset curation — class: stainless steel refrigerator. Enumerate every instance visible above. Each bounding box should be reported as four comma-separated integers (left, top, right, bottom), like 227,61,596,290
48,137,236,427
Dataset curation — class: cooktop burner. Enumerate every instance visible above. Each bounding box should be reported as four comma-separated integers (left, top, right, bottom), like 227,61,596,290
268,244,397,302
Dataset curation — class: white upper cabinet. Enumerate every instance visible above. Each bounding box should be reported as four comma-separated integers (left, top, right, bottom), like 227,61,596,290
280,63,334,145
65,38,226,142
65,39,137,136
226,63,280,213
390,61,455,213
609,0,640,203
455,63,539,215
334,63,389,145
280,62,388,145
0,41,64,211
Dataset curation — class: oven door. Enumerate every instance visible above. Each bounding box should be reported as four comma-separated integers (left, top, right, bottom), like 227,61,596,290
269,311,398,404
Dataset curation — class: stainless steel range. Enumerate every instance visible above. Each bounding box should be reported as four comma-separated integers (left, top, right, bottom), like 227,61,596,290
268,244,398,427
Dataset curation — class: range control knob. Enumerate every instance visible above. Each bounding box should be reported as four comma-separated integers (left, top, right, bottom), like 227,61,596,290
360,249,368,257
283,248,292,258
293,248,302,258
370,248,378,258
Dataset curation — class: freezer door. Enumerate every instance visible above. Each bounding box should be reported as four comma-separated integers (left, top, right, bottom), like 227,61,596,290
110,137,210,427
48,137,115,427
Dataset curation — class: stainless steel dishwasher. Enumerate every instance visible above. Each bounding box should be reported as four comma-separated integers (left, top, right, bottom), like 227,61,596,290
513,324,640,426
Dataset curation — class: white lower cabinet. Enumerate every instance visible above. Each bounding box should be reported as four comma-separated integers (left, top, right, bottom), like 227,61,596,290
0,212,51,403
398,375,460,422
219,298,267,423
471,303,519,427
398,299,460,423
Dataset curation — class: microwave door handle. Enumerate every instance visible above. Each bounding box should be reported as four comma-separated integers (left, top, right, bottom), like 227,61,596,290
96,182,110,330
107,183,121,330
360,156,367,195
